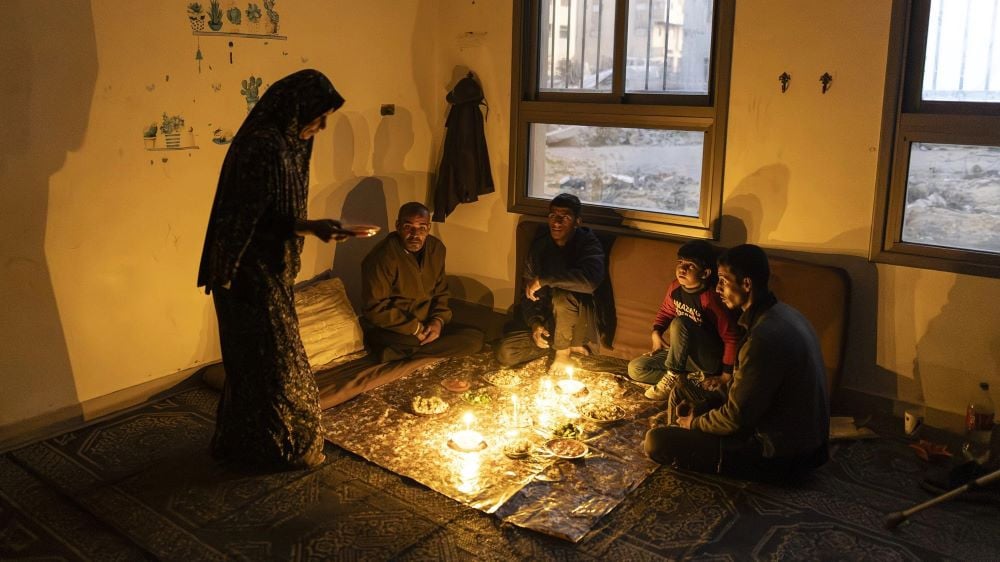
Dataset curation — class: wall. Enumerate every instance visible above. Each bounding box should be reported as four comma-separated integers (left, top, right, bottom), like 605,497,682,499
2,0,998,437
0,0,443,432
718,0,1000,424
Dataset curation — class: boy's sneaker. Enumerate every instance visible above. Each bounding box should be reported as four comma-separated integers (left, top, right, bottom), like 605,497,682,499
644,371,680,400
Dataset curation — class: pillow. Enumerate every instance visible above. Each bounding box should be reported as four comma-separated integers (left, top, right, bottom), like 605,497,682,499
294,273,366,371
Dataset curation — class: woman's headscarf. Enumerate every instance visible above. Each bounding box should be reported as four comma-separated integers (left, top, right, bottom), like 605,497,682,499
236,69,345,145
197,69,345,292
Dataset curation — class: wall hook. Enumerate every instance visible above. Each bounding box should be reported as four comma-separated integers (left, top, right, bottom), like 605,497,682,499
820,72,833,94
779,72,791,93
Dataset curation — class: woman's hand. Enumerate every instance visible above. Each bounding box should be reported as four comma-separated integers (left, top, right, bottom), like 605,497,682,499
297,218,346,242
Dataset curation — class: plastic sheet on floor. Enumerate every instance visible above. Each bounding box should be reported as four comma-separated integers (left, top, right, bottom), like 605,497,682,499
322,353,661,542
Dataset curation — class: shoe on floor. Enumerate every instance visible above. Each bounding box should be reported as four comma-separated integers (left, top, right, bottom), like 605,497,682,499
645,371,680,400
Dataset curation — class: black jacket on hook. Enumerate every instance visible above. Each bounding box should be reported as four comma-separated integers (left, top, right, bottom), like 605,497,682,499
432,73,494,222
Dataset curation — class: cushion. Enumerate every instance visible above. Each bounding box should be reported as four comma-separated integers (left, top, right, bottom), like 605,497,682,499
513,220,849,397
294,273,366,371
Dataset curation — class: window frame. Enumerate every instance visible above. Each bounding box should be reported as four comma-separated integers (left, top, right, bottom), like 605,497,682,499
508,0,735,239
872,0,1000,277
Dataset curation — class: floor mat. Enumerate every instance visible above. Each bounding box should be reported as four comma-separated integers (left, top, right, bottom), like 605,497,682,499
3,385,999,560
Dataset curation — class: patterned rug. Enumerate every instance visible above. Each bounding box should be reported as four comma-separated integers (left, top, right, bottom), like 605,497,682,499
2,381,999,560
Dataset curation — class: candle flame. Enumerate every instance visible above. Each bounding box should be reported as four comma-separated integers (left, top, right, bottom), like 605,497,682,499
566,366,575,379
463,411,474,428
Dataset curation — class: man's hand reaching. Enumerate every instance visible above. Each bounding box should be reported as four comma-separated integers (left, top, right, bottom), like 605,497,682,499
531,324,550,349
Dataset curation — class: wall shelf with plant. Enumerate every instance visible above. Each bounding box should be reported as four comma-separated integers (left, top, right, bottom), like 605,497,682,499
188,1,285,39
142,113,199,151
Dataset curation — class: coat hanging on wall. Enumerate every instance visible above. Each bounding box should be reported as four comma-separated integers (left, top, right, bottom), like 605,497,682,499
432,72,494,222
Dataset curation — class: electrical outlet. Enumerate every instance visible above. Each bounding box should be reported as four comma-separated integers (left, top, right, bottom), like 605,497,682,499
380,104,395,116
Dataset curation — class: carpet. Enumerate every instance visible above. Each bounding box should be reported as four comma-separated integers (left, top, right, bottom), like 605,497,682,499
2,383,999,560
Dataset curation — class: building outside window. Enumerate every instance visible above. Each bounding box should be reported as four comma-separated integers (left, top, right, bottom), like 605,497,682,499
510,0,735,238
873,0,1000,277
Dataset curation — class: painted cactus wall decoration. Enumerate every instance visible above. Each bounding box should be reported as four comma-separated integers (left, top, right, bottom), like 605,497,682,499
241,75,263,111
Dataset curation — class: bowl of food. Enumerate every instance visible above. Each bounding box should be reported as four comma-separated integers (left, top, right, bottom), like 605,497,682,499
482,369,522,388
578,403,626,424
440,377,470,393
461,388,493,407
545,438,588,459
503,438,533,459
551,422,582,439
411,395,449,415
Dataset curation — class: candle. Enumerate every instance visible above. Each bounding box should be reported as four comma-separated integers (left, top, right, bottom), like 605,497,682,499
452,430,482,450
450,411,484,451
512,394,520,426
557,366,585,394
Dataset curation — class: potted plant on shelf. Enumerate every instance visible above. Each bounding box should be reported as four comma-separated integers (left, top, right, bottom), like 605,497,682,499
226,4,242,31
207,0,224,31
142,123,157,149
245,3,262,34
187,3,206,31
263,0,279,34
159,113,186,149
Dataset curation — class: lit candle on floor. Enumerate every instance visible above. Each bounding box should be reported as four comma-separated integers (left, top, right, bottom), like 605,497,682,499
451,411,484,451
512,394,520,426
558,366,585,394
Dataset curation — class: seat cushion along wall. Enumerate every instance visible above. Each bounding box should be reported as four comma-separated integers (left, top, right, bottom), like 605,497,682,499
513,219,850,397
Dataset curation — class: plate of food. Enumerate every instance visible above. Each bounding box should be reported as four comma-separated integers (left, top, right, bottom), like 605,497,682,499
333,224,381,238
545,438,588,459
411,395,449,415
440,377,470,393
550,422,582,439
503,439,533,459
482,369,522,388
578,403,627,424
461,388,493,406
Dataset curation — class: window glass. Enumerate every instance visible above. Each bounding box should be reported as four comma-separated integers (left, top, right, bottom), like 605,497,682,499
902,142,1000,254
922,0,1000,102
539,0,615,91
626,0,713,94
528,123,705,216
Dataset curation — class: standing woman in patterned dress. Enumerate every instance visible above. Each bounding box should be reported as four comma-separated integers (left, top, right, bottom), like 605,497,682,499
198,69,345,469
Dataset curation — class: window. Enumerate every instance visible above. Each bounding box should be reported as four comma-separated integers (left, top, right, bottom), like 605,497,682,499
873,0,1000,277
510,0,735,238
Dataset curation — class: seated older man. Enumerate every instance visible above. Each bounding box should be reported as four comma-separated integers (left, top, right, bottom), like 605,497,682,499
360,202,483,362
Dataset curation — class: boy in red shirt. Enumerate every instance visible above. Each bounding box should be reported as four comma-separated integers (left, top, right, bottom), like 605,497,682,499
628,240,740,401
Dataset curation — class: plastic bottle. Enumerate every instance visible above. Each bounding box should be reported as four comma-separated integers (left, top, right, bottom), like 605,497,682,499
963,382,996,461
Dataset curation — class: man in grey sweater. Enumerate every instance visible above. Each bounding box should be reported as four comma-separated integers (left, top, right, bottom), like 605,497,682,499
644,244,829,481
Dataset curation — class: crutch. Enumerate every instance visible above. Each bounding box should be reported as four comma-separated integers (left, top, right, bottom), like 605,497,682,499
885,466,1000,529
